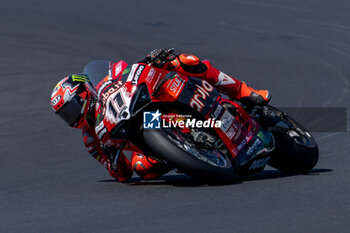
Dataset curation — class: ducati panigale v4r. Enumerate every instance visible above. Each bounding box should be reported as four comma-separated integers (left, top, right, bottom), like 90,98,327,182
84,59,319,181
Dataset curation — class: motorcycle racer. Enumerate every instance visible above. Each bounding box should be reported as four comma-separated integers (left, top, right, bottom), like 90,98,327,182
50,49,271,182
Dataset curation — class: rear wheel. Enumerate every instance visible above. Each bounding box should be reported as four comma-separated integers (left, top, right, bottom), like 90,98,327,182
143,126,235,181
262,106,319,173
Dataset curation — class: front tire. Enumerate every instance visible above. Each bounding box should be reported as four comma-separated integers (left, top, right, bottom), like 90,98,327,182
143,129,235,181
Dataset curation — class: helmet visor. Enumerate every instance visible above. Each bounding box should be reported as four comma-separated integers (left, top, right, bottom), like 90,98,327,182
56,96,85,127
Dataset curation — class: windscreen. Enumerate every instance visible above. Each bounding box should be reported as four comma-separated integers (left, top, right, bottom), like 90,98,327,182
83,60,111,88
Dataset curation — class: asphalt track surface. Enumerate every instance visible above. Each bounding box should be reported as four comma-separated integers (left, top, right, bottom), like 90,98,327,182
1,0,349,232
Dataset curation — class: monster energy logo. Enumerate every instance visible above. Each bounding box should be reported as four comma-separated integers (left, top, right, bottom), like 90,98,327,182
257,131,267,143
257,131,274,150
72,74,86,82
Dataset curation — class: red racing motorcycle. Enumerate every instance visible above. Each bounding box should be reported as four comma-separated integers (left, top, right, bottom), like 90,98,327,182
84,58,319,181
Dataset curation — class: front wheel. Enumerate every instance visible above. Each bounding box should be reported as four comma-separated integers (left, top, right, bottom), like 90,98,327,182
143,127,235,181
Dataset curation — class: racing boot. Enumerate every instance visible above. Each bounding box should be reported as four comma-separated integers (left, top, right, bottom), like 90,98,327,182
235,82,271,106
131,153,171,180
169,54,270,106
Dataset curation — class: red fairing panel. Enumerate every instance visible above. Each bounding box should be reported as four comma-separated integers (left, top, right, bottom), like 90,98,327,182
208,98,261,158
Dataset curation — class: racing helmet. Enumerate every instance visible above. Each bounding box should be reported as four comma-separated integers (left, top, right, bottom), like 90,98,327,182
51,74,92,128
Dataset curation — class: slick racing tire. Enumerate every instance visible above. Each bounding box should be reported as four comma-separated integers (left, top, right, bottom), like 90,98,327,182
143,128,235,181
266,107,319,173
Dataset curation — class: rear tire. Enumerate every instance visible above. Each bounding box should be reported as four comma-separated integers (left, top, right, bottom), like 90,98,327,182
268,134,319,173
265,108,319,173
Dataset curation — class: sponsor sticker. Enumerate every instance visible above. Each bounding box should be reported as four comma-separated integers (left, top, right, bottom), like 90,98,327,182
237,136,249,151
132,65,145,85
126,64,139,82
98,127,108,139
98,80,112,97
189,80,214,112
100,81,123,103
146,67,156,83
166,75,185,99
225,126,235,140
212,104,223,119
114,63,122,77
95,121,105,134
246,138,262,157
220,110,234,133
51,95,61,106
257,131,267,144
